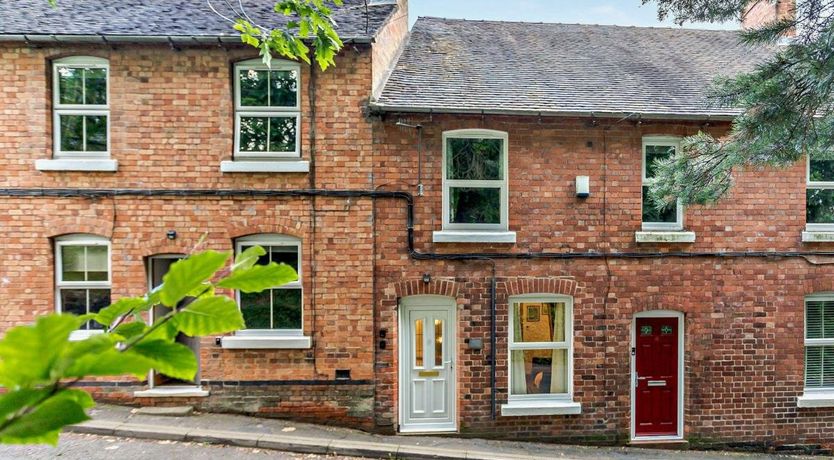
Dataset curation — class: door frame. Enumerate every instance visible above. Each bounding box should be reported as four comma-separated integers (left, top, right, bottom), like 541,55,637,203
398,295,458,433
630,310,684,441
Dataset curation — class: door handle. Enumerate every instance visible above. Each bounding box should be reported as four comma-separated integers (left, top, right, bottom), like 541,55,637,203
444,360,453,369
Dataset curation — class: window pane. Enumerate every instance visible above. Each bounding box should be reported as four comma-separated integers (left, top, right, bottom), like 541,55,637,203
642,186,677,223
434,319,443,367
449,187,500,224
806,345,834,388
513,302,566,343
57,67,83,105
239,117,268,152
59,115,84,152
86,245,108,281
806,300,834,340
239,69,268,106
268,246,299,273
810,156,834,183
807,188,834,224
272,288,302,330
269,70,298,107
268,117,297,153
240,290,271,329
61,245,85,281
414,319,423,367
88,289,110,330
85,115,107,151
446,137,502,180
510,349,568,395
644,144,675,179
60,289,87,316
84,68,107,105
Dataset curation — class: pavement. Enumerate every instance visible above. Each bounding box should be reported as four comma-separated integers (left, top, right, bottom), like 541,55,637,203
64,404,821,460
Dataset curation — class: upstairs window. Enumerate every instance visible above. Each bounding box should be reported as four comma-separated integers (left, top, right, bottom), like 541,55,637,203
52,57,109,158
642,136,682,231
805,295,834,391
234,235,302,334
442,130,509,231
807,153,834,230
234,59,300,159
55,235,111,333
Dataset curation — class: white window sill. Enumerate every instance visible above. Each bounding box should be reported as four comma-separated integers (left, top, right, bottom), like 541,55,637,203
500,400,581,416
220,335,312,349
635,231,696,243
69,330,104,341
432,230,517,244
801,231,834,242
134,386,209,398
220,160,309,173
35,159,118,172
797,392,834,408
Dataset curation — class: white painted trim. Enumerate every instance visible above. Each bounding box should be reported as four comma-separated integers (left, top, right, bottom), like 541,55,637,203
432,230,516,244
635,231,696,243
233,235,303,334
133,386,209,398
69,329,103,341
500,400,581,416
220,335,312,349
233,59,301,159
802,231,834,242
798,392,834,408
642,136,683,231
630,310,685,441
35,159,118,172
506,294,576,409
398,295,458,433
441,129,509,232
52,57,111,159
220,160,309,173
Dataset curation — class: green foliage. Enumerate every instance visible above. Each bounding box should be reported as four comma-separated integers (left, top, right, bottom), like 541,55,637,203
0,246,294,445
645,0,834,210
232,0,344,70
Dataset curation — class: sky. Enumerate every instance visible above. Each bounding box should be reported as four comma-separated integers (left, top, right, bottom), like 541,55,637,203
407,0,738,30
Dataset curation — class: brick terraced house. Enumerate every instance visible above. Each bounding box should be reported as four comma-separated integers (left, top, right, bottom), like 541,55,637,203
2,0,834,450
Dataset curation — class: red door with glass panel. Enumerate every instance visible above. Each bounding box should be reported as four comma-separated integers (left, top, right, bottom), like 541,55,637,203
634,317,679,437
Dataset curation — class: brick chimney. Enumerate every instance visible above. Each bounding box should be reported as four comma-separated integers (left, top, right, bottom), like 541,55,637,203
741,0,796,30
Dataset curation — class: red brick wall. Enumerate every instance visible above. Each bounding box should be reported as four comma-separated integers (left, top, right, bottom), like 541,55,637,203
742,0,796,30
371,114,834,447
371,0,409,99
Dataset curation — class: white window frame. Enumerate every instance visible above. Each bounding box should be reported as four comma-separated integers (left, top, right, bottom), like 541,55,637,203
806,155,834,232
55,234,111,340
506,294,574,403
441,129,509,232
233,234,303,336
52,56,110,159
804,294,834,393
233,59,301,160
642,136,683,231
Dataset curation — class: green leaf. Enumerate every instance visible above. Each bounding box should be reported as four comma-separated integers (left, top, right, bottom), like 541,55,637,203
0,388,52,424
217,263,297,293
171,296,245,336
112,321,147,340
131,340,197,382
159,251,230,307
143,320,179,342
95,297,149,327
0,391,90,445
232,245,266,271
65,349,153,380
0,315,81,387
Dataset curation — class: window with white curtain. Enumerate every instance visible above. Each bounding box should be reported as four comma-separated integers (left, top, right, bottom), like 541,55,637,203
508,295,573,401
55,234,111,333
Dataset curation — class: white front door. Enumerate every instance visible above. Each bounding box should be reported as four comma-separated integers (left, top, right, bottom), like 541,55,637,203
399,297,456,433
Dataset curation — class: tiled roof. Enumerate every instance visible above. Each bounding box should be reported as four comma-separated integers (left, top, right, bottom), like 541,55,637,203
374,17,776,118
0,0,397,41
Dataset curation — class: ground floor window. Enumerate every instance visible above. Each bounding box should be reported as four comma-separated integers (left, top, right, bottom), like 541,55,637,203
55,234,111,331
508,295,573,400
234,234,302,333
806,295,834,390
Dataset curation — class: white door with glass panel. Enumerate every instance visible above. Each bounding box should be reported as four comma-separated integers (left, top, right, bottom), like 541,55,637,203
399,297,456,433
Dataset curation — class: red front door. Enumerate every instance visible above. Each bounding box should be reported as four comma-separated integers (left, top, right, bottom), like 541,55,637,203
634,317,679,437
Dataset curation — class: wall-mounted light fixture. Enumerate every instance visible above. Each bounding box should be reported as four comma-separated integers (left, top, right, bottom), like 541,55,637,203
166,230,177,240
422,273,431,284
576,176,590,198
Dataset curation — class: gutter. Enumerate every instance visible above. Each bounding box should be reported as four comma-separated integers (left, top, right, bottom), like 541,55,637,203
367,104,738,122
0,34,375,45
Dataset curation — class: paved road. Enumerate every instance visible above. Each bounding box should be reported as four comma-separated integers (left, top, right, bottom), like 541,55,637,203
0,433,364,460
